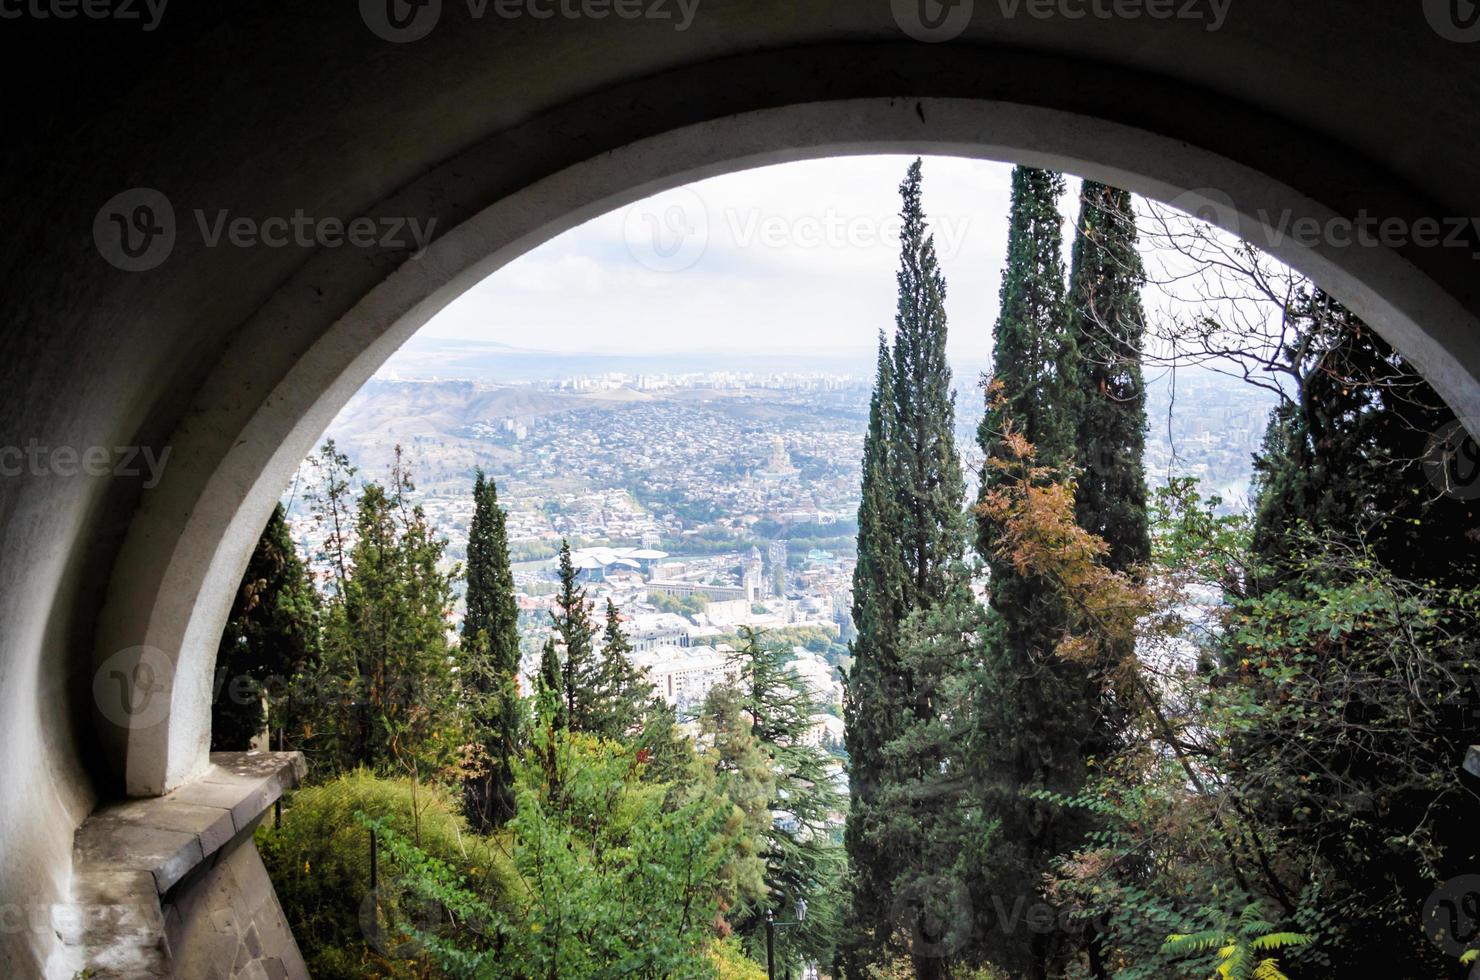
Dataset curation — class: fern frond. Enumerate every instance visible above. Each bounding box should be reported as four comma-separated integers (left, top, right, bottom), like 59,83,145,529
1250,932,1312,951
1251,958,1290,980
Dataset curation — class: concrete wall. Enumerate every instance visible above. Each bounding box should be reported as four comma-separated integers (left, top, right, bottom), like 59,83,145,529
2,3,1479,974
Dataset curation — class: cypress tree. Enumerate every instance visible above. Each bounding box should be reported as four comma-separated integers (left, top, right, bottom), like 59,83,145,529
890,158,968,606
1067,180,1151,573
212,502,319,751
843,334,903,970
972,166,1100,979
844,158,966,973
461,469,521,831
978,166,1078,509
536,636,564,730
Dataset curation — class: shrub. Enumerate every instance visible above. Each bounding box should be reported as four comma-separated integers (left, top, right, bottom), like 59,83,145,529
257,770,516,979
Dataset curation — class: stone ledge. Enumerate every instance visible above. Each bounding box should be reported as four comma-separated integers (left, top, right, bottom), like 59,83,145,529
73,752,305,894
63,752,306,977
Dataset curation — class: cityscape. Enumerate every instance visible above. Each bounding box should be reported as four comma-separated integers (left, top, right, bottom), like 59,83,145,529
282,341,1275,749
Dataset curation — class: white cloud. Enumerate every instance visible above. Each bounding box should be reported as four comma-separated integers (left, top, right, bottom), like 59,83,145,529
420,155,1043,366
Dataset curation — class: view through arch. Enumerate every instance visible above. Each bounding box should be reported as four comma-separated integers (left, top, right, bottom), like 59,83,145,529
204,154,1480,978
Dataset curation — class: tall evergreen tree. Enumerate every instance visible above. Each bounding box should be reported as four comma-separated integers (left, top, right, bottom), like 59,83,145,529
550,540,604,733
461,469,521,831
972,166,1102,979
589,598,660,738
212,502,319,751
726,628,848,974
314,450,464,779
889,159,969,606
843,334,906,972
844,159,966,973
536,636,564,730
978,166,1078,508
1067,180,1151,574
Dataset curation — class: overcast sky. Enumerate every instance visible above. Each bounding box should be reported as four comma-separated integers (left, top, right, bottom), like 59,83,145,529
419,155,1083,371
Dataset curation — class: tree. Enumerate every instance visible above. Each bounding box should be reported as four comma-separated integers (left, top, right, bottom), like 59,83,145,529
972,166,1105,979
725,628,848,974
461,469,522,831
1067,180,1151,574
315,448,466,811
588,599,661,740
211,502,319,751
845,158,967,973
550,540,604,734
1250,287,1480,585
1228,290,1480,975
536,636,563,730
701,681,776,921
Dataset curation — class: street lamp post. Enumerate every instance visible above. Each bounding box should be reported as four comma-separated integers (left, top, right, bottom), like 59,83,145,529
764,900,807,980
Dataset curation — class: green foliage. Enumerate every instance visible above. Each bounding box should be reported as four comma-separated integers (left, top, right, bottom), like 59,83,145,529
707,936,769,979
700,682,775,914
969,166,1111,979
303,445,469,788
650,589,712,615
362,729,738,978
723,627,849,970
588,598,664,739
1163,902,1312,980
846,158,967,973
461,468,522,831
211,502,320,750
1067,180,1151,574
1250,288,1480,587
257,771,517,980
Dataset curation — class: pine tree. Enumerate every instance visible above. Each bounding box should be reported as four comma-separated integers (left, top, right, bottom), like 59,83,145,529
318,449,464,784
972,166,1102,979
589,598,660,739
1067,180,1151,574
461,469,521,831
700,681,776,919
212,502,319,751
727,628,848,973
550,540,604,733
844,158,966,973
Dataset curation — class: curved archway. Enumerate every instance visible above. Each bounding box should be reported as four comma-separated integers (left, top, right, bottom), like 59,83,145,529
6,17,1480,973
95,88,1480,797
